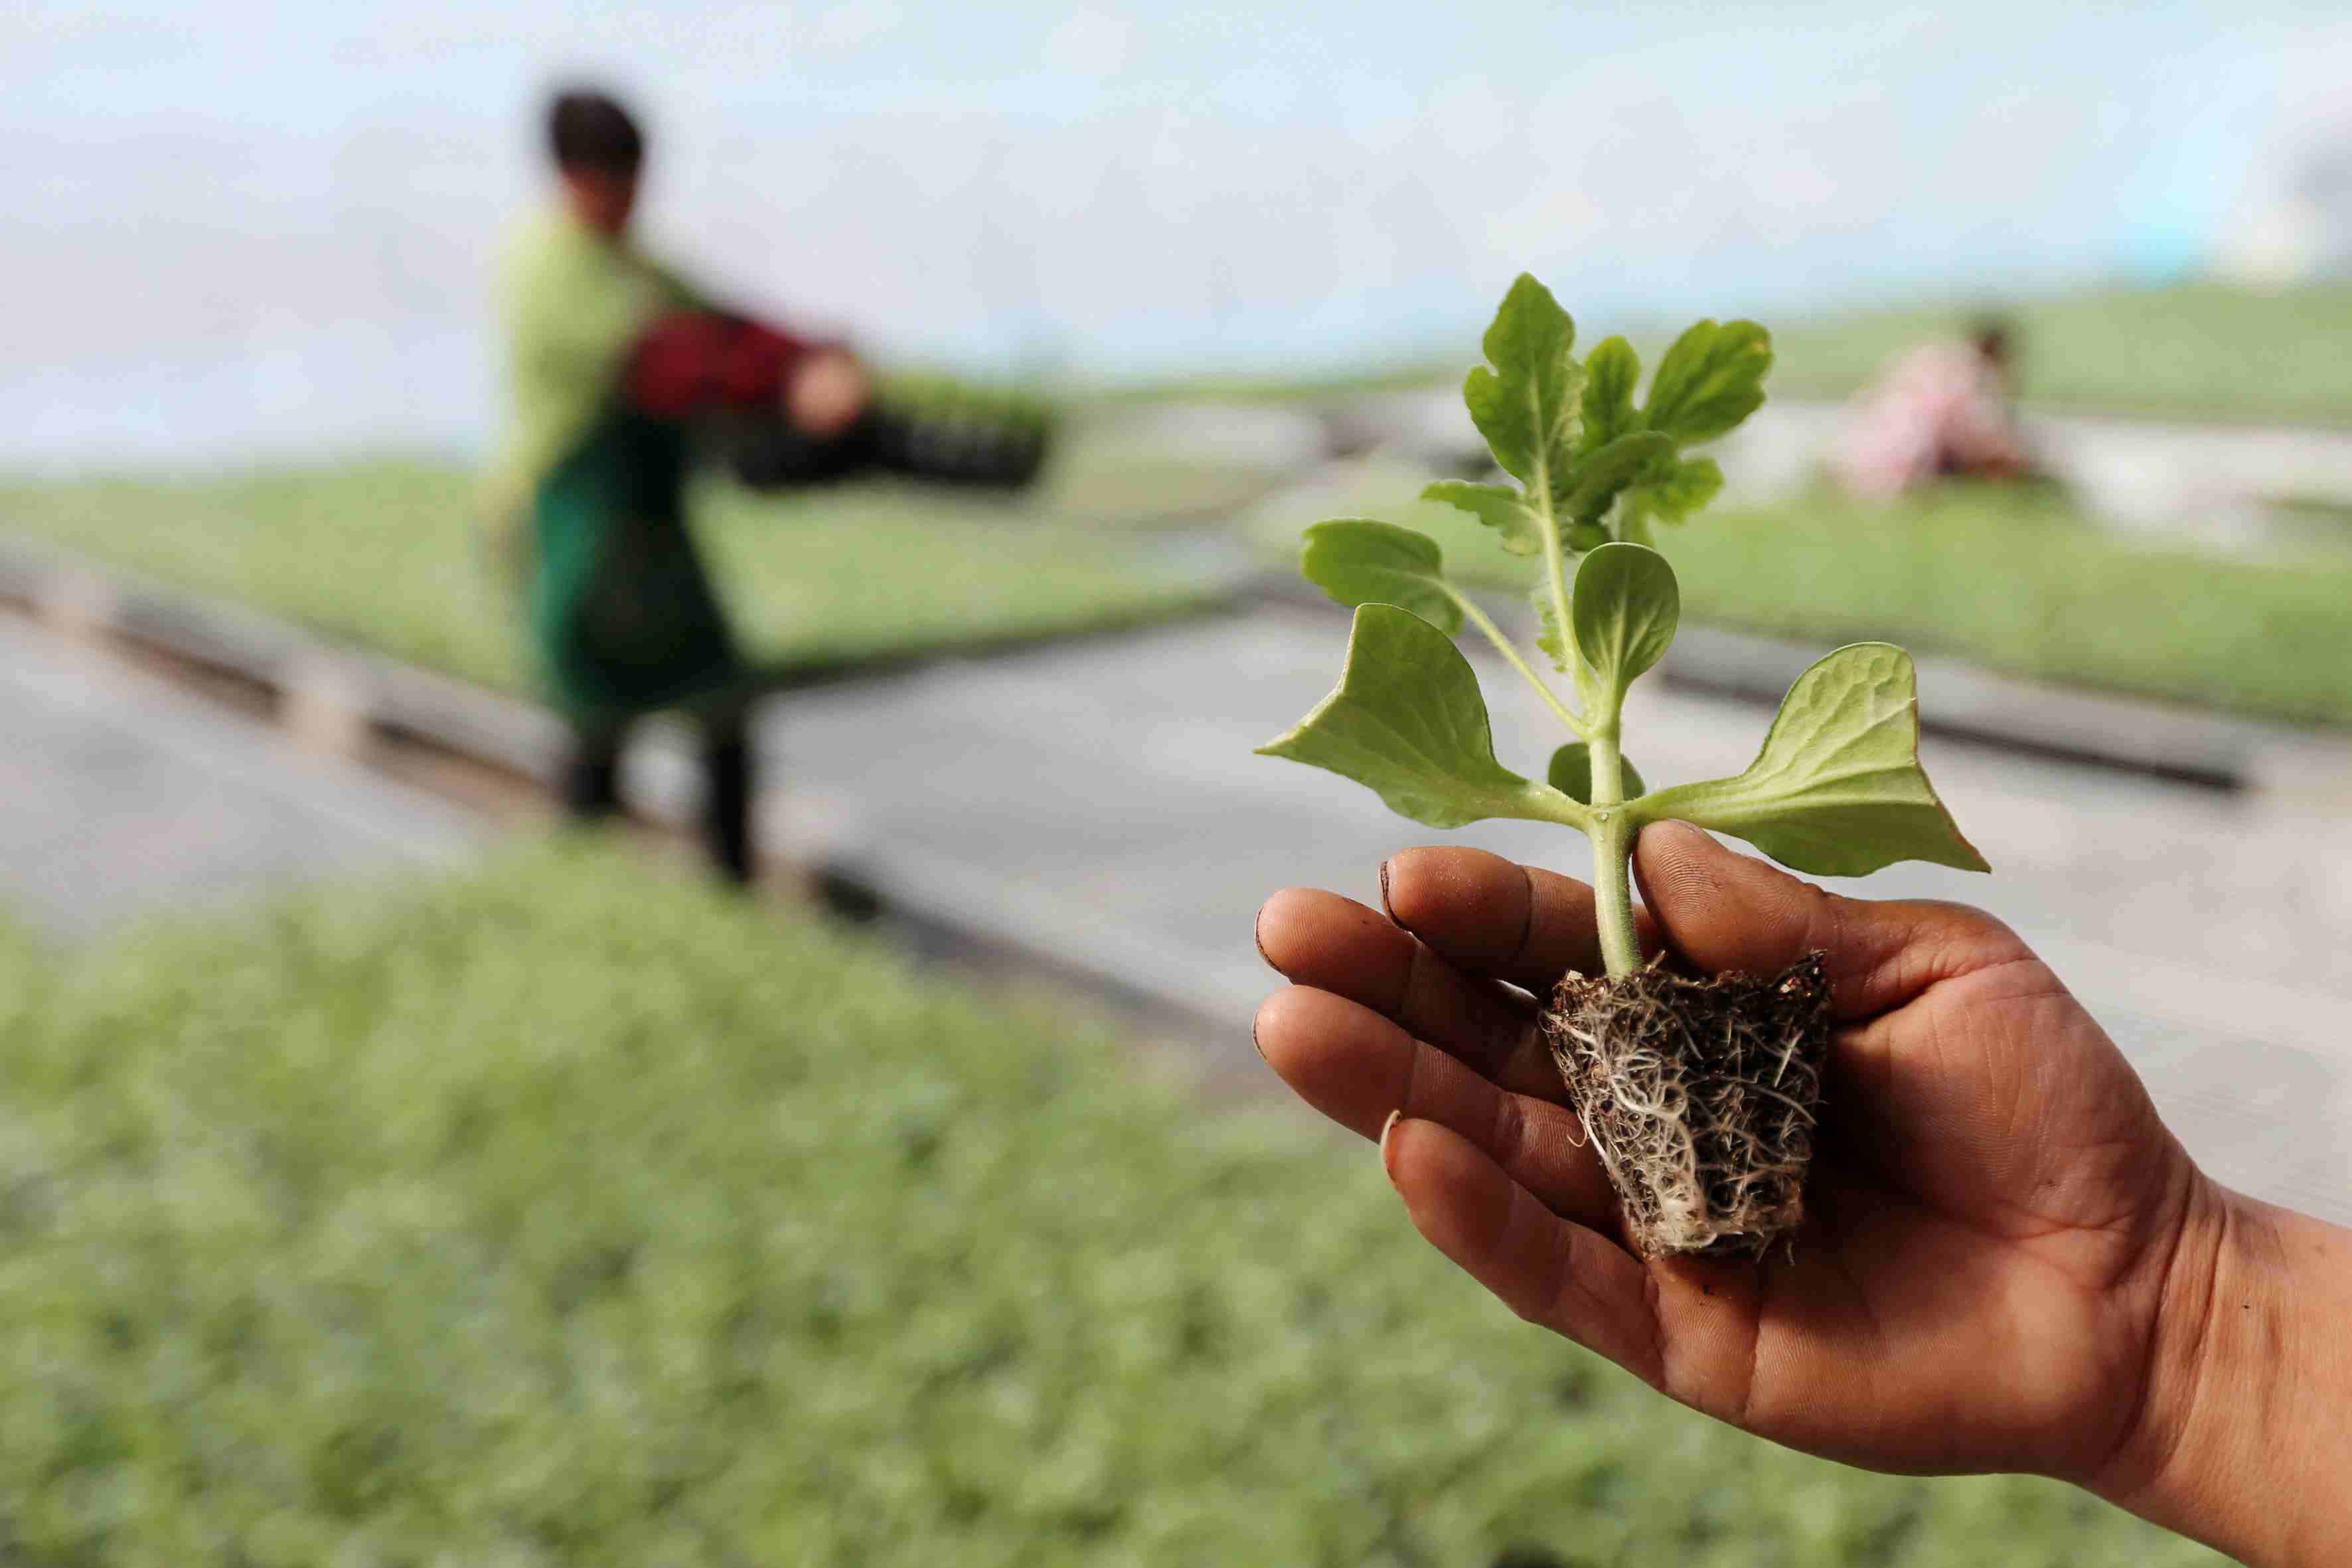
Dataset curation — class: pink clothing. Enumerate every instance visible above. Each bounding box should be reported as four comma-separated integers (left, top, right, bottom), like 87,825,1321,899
1832,343,2023,501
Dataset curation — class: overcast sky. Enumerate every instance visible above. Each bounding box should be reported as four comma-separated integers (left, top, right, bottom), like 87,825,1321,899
7,2,2351,461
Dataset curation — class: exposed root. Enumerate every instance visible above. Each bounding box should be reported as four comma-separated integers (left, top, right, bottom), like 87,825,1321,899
1543,952,1830,1259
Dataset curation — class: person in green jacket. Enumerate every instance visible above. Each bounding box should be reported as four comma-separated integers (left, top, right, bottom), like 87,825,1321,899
485,88,868,884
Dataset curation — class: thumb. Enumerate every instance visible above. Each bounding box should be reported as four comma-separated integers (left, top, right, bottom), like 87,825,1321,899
1632,820,2026,1020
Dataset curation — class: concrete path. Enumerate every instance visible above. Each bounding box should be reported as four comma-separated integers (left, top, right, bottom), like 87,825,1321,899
759,604,2352,1227
0,618,473,939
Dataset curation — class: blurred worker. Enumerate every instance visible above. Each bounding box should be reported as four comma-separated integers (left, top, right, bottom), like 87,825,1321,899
1831,319,2029,501
483,88,868,884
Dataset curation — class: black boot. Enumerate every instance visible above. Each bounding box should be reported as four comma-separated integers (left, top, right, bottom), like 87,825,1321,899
703,730,755,887
560,737,622,822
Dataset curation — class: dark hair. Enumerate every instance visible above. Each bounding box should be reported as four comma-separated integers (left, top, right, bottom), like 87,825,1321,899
548,88,644,173
1971,315,2014,364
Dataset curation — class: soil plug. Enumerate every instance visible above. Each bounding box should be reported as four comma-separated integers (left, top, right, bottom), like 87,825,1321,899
1259,276,1987,1257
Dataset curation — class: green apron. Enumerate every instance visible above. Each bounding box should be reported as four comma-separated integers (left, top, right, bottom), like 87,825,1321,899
528,406,744,727
485,209,741,726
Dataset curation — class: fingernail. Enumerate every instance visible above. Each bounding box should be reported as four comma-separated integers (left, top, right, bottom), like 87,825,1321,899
1377,857,1395,920
1253,905,1275,971
1251,1010,1268,1065
1378,1108,1404,1172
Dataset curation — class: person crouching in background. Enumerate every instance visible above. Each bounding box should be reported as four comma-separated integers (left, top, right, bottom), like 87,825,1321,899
481,88,868,884
1830,319,2031,503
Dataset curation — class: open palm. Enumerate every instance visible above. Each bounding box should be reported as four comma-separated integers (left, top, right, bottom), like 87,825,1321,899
1253,821,2211,1491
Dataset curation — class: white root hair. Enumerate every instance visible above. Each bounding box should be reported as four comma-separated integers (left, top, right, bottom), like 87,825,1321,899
1544,953,1829,1259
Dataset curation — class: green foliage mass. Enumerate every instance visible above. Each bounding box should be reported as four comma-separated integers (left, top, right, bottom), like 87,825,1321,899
1767,279,2352,426
0,430,1249,695
1261,274,1982,976
1277,472,2352,731
0,840,2220,1564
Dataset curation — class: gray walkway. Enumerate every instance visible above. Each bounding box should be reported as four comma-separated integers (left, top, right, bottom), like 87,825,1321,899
759,606,2352,1227
0,619,473,939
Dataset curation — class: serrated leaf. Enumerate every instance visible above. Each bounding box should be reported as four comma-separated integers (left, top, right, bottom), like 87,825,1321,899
1559,430,1676,525
1299,519,1463,633
1632,643,1990,876
1643,319,1772,443
1462,275,1580,489
1547,742,1646,805
1569,542,1680,698
1257,605,1541,828
1634,454,1724,525
1579,337,1641,454
1421,480,1540,556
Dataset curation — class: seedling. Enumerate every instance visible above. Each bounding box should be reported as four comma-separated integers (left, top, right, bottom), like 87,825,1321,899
1259,275,1988,1256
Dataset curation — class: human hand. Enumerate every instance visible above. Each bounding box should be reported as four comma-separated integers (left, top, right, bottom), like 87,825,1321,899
785,349,869,438
1253,823,2349,1559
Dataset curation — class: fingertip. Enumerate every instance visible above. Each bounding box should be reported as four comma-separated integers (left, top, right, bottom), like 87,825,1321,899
1637,817,1713,857
1377,1115,1505,1244
1381,847,1605,988
1632,820,1719,921
1248,986,1308,1083
1632,819,1820,979
1629,818,1731,898
1249,985,1415,1142
1249,984,1316,1068
1253,886,1307,966
1253,886,1348,976
1377,846,1455,933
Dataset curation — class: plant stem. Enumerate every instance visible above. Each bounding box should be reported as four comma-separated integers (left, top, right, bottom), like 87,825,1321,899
1445,587,1587,738
1529,382,1636,974
1586,720,1642,977
1526,412,1585,713
1588,809,1642,978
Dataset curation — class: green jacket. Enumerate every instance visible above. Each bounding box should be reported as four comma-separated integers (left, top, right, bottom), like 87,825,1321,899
485,210,742,724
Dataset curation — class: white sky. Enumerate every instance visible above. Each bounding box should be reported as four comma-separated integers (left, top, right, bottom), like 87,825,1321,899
5,1,2349,460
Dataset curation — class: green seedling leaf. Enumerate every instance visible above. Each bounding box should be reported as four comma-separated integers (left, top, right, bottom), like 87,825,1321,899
1579,336,1641,455
1547,742,1645,805
1257,605,1545,828
1462,274,1580,488
1643,319,1773,444
1559,430,1676,525
1632,643,1991,876
1569,542,1680,698
1421,480,1540,556
1299,519,1463,633
1264,273,1984,993
1632,454,1725,526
